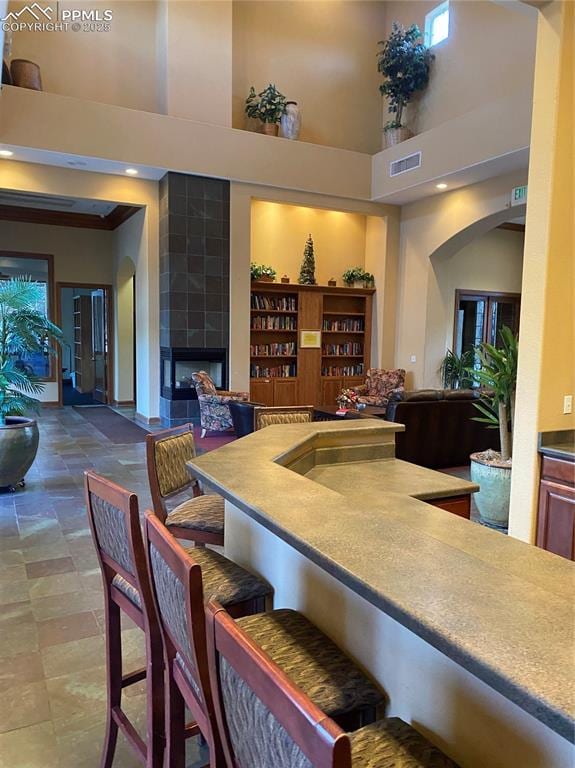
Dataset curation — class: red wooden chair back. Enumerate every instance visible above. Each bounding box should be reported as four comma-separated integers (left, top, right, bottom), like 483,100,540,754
206,600,353,768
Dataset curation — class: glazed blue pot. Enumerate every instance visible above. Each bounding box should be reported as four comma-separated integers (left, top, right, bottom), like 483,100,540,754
470,452,512,528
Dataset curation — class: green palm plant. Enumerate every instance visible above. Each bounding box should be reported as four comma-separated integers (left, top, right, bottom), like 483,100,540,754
0,277,64,425
439,349,475,389
465,326,518,461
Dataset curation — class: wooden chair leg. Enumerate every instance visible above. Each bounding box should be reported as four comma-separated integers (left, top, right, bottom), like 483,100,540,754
146,629,166,768
101,597,122,768
165,664,186,768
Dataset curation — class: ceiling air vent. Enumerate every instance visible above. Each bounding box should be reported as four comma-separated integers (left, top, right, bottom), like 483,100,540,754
389,151,422,178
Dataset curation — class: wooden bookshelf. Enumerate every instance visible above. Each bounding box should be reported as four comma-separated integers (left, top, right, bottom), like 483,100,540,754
250,282,373,407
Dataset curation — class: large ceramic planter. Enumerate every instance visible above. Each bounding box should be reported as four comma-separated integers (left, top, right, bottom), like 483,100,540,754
384,126,413,148
0,416,39,489
470,451,512,528
260,123,279,137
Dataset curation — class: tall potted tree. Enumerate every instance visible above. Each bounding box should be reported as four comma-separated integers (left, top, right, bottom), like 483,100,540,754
0,277,64,490
377,23,434,148
467,326,518,528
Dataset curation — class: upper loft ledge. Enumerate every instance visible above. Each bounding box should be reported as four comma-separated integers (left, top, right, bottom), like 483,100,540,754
0,86,372,202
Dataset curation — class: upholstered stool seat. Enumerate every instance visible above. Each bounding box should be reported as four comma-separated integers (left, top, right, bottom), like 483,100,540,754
165,494,225,535
237,609,383,721
350,718,456,767
115,545,272,613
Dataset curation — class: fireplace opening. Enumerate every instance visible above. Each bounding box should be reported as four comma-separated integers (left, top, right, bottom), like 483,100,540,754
161,347,227,400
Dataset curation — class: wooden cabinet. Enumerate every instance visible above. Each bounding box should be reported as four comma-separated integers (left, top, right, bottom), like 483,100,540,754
537,456,575,560
250,283,373,407
430,495,471,519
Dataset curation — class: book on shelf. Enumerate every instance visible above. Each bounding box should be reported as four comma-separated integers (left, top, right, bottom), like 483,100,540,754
322,318,364,332
250,342,296,356
322,343,363,356
251,315,297,330
250,363,297,378
321,363,364,377
251,294,297,311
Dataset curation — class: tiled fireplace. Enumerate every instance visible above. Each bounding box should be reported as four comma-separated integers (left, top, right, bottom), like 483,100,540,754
159,172,230,426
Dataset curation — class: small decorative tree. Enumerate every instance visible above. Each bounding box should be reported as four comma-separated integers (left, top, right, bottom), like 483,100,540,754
298,234,317,285
377,23,434,135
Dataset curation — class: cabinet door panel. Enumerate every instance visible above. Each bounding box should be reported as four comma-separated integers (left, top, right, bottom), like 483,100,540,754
321,378,342,406
250,380,274,407
537,480,575,560
274,379,298,406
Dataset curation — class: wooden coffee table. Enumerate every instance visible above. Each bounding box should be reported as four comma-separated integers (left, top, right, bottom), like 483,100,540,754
314,405,388,420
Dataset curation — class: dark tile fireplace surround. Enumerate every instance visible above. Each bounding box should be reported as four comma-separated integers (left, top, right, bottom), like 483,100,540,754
159,172,230,426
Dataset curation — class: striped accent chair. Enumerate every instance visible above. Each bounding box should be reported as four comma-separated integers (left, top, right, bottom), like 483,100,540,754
253,406,314,431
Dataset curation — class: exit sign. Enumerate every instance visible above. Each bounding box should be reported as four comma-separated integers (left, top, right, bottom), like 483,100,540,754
511,185,527,206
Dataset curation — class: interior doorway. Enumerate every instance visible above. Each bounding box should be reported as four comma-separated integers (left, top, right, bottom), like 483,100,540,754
57,283,114,406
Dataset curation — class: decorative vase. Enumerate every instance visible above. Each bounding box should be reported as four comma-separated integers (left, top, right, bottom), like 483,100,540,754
470,451,512,529
10,59,42,90
384,126,413,149
0,416,39,489
280,101,301,140
261,123,279,137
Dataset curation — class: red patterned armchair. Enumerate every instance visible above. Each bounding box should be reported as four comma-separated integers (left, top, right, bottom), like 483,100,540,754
352,368,406,410
191,371,249,437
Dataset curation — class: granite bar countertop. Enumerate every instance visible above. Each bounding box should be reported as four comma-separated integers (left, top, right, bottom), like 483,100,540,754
539,430,575,461
189,419,575,742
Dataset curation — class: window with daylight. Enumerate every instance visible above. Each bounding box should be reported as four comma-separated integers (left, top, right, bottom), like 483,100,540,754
425,1,450,47
0,252,53,379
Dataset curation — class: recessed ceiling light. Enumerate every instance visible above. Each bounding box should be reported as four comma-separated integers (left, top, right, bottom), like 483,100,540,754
125,168,139,176
0,150,14,158
436,183,448,190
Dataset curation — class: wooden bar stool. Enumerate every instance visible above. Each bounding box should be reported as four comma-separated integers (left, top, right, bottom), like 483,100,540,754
144,513,386,767
206,601,459,768
146,423,224,546
84,472,165,768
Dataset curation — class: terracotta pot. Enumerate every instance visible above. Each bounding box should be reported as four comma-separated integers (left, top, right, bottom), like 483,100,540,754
253,275,274,283
384,126,413,148
261,123,279,137
0,416,39,489
10,59,42,91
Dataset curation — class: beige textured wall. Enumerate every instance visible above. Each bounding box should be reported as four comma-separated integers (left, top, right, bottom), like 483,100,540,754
232,1,387,153
509,0,575,543
394,171,528,389
428,227,525,385
8,0,160,112
382,0,537,134
158,0,232,124
0,161,160,419
250,201,366,286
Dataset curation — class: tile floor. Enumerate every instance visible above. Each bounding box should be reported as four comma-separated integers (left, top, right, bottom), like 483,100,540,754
0,407,208,768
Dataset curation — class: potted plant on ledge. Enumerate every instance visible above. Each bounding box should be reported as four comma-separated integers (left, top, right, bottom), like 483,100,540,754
245,84,287,136
467,326,518,529
0,277,64,491
250,263,277,282
342,267,375,289
378,23,434,148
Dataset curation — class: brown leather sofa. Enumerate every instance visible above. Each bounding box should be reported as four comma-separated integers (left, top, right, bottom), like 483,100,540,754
384,389,500,469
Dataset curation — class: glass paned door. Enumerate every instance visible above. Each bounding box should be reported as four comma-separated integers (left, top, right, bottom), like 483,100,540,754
454,290,521,369
91,289,108,403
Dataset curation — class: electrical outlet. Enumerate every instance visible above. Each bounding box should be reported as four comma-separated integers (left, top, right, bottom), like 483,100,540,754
564,395,573,415
410,355,417,363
